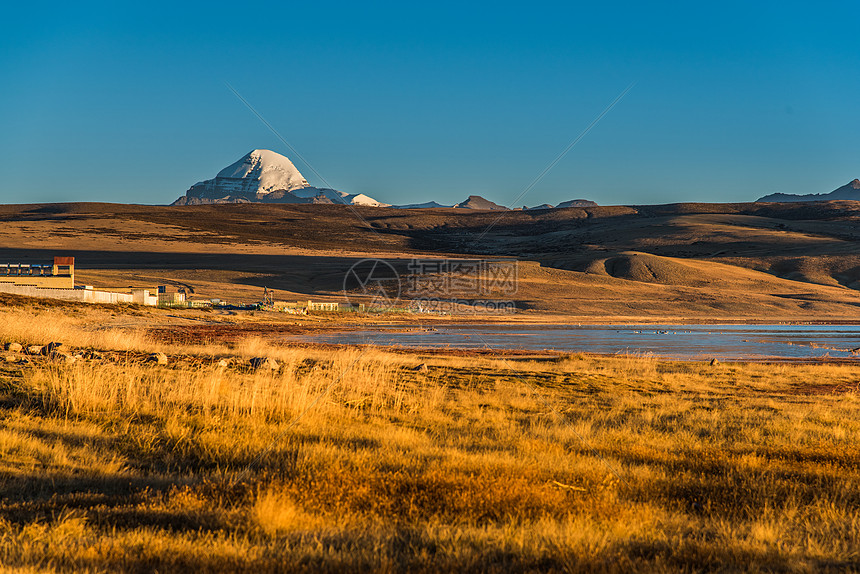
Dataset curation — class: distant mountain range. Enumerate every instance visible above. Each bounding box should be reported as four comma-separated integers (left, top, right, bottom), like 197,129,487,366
172,149,598,210
173,150,860,209
757,179,860,203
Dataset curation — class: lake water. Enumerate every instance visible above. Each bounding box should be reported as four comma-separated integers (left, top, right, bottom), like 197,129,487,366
287,324,860,360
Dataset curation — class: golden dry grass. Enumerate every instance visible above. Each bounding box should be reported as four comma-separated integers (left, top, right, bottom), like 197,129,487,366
0,305,859,572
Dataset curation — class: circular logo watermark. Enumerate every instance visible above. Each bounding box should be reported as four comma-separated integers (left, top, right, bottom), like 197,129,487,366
342,259,401,311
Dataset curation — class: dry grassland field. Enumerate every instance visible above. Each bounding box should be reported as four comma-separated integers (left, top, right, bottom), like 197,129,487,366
0,297,859,572
1,201,860,572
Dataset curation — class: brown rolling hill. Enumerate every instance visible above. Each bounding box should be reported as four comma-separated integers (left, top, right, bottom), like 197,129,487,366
1,200,859,320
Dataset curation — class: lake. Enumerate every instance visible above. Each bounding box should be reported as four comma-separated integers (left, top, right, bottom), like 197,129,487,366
287,324,860,360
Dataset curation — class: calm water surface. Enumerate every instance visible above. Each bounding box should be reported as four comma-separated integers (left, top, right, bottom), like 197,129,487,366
287,324,860,360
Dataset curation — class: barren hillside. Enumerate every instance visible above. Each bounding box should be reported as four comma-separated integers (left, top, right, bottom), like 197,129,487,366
1,201,859,320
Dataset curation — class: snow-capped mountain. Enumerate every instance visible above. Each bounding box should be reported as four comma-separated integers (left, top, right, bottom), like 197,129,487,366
171,149,599,210
173,149,389,206
290,187,388,207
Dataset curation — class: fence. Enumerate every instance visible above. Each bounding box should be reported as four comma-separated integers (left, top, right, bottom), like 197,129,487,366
0,283,135,305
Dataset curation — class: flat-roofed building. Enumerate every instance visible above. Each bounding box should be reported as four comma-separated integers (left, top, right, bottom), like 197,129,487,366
157,286,187,306
132,289,159,306
0,256,75,289
0,256,160,306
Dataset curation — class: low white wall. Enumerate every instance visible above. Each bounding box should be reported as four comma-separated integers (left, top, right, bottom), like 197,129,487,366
0,283,144,305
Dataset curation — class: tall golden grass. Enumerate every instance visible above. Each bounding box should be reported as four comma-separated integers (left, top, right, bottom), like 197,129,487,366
24,348,431,420
0,306,157,352
1,304,859,571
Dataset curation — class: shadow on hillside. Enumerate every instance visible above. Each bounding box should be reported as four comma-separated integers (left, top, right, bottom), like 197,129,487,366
0,248,542,306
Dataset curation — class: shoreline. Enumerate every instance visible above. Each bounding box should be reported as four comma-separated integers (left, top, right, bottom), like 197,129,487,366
276,342,860,365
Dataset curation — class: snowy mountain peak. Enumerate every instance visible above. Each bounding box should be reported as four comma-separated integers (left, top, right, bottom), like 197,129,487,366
215,149,309,195
174,149,390,207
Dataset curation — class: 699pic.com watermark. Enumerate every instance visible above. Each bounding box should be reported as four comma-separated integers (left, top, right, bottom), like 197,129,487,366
342,258,518,314
405,259,518,313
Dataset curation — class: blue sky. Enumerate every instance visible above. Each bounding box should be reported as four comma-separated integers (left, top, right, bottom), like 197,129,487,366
1,1,858,207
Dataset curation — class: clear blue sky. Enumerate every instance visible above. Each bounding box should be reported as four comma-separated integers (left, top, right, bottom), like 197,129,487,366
2,1,858,207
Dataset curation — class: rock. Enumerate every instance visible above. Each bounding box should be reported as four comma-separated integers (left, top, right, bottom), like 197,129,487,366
26,345,44,355
50,352,76,365
414,363,429,373
249,357,279,370
149,352,168,365
43,342,63,355
217,358,231,368
709,358,719,366
4,354,21,363
4,343,23,353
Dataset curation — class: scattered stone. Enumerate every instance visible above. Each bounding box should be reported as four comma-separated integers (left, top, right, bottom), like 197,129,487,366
709,358,719,366
4,343,23,353
217,358,231,368
50,352,77,365
4,354,21,363
84,350,104,360
43,342,63,355
26,345,44,355
149,352,168,365
414,363,429,373
249,357,279,371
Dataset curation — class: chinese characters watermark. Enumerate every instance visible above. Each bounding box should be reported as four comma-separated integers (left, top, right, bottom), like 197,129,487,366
343,258,518,314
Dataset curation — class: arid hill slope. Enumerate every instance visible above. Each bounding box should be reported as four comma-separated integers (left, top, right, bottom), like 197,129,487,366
1,201,859,319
